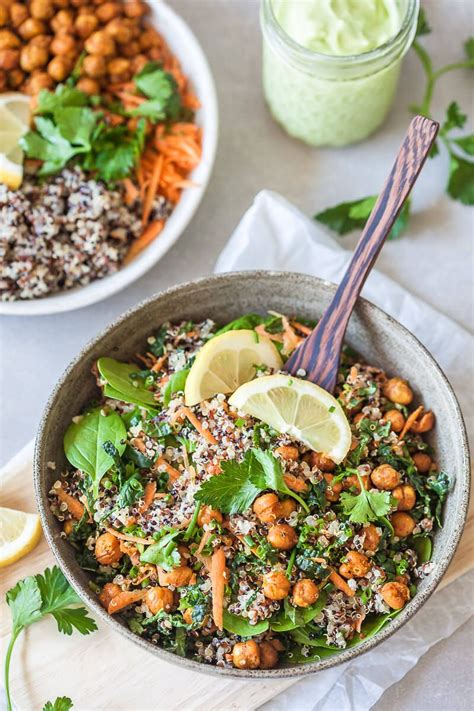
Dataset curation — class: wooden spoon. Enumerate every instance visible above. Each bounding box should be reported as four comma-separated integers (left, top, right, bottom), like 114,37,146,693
285,114,439,393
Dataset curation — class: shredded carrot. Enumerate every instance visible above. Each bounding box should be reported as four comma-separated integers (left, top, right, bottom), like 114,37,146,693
399,405,424,440
142,153,164,225
108,589,147,615
210,547,226,631
151,354,167,373
122,178,139,206
196,529,212,555
123,219,164,265
105,527,155,545
283,473,309,493
329,570,355,597
290,320,313,336
139,481,157,513
154,456,181,484
178,407,218,445
115,91,145,106
56,485,85,521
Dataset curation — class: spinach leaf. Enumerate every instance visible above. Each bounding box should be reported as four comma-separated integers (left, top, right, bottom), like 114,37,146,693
162,368,190,407
97,357,158,410
117,471,144,509
214,314,269,336
63,408,126,496
140,530,181,570
270,590,327,632
222,611,269,636
411,536,432,564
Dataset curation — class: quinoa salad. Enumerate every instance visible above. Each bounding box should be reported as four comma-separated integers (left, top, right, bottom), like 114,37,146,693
50,314,449,670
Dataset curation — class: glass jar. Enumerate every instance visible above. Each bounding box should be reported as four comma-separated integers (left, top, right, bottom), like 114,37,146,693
261,0,419,147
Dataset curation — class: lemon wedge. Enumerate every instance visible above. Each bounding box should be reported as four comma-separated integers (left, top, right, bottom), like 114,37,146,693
0,93,31,190
0,506,42,568
0,153,23,190
229,373,352,463
184,329,283,406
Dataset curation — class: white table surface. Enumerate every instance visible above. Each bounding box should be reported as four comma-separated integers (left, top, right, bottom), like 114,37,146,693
0,0,472,707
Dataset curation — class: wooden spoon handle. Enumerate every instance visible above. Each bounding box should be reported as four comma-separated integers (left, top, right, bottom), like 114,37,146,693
286,115,439,392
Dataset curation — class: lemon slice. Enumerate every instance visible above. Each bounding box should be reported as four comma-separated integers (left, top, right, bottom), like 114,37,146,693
0,506,42,568
0,92,31,129
0,93,30,190
0,152,23,190
184,329,283,406
229,374,352,463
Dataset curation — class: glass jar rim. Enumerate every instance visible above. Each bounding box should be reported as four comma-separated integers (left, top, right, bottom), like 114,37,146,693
261,0,419,70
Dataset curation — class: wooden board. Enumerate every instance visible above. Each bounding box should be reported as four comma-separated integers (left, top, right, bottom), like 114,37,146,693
1,443,472,710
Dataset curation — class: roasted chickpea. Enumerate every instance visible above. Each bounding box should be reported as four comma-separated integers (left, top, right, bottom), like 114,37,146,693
383,377,413,405
197,505,223,527
232,640,260,670
275,444,299,461
76,76,100,94
324,473,342,502
83,53,107,77
24,70,53,93
259,641,279,669
55,0,73,7
309,451,336,472
267,523,298,551
392,484,416,511
145,586,175,614
0,68,6,90
0,48,20,70
97,1,121,22
124,1,147,18
262,570,291,600
412,452,432,473
51,9,75,33
277,498,297,518
253,493,279,523
371,464,400,491
104,17,133,44
342,474,369,493
0,6,8,27
107,56,130,80
130,53,148,74
158,565,194,588
9,3,29,28
182,608,193,625
380,581,410,610
362,523,381,552
391,512,416,538
85,30,116,55
47,55,73,80
283,473,308,493
50,32,76,55
139,28,160,51
120,40,140,58
339,550,371,578
410,411,435,434
95,532,123,564
75,14,99,38
30,34,52,49
384,409,405,433
18,18,47,41
0,30,21,50
292,579,319,608
63,519,74,535
20,43,49,71
7,67,24,87
98,582,121,608
30,0,55,21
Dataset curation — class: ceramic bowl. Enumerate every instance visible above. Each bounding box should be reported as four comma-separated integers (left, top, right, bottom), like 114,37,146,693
34,272,470,678
1,2,218,317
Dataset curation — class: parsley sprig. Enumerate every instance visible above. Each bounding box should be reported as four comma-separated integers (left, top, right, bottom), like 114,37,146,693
4,566,97,711
339,471,393,524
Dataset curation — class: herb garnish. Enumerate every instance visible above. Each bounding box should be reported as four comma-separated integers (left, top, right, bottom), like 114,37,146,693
340,471,392,524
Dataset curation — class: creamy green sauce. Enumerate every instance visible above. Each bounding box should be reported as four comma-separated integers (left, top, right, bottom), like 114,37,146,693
273,0,402,56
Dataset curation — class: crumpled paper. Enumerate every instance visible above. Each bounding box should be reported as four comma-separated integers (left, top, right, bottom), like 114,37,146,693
214,190,473,710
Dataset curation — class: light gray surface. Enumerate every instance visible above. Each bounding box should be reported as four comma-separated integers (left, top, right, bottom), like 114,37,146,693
0,0,472,705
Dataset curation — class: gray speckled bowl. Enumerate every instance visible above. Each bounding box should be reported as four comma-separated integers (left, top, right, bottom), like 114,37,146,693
34,272,470,679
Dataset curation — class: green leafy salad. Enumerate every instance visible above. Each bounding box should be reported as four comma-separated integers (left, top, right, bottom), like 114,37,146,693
49,314,448,670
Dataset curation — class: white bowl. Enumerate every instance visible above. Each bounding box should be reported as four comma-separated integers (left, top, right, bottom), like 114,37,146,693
0,1,218,316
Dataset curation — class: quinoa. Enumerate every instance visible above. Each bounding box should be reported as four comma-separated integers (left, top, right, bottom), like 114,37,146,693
0,166,172,301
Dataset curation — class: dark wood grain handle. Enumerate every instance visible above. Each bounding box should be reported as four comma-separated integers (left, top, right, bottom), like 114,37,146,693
286,115,439,392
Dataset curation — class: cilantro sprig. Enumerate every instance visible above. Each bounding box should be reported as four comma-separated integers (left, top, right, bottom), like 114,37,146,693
4,566,97,711
339,471,393,524
195,448,309,513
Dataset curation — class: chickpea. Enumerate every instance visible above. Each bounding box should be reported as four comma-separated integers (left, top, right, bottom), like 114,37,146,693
145,586,175,614
48,55,72,80
339,550,371,578
98,582,121,609
0,68,6,90
85,30,116,56
75,14,99,38
182,608,193,625
30,0,55,21
267,523,298,551
31,34,52,49
232,640,260,670
0,48,20,69
362,523,381,552
7,67,24,87
24,70,53,93
97,2,122,22
0,30,21,50
342,474,369,493
384,409,405,433
51,9,75,33
20,44,49,72
410,411,435,434
0,7,8,27
158,565,194,588
262,570,291,600
55,0,73,7
130,53,148,74
253,493,279,523
309,451,336,472
124,1,148,18
412,452,432,473
324,473,342,502
391,512,416,538
76,76,100,94
392,484,416,511
371,464,400,491
383,377,413,405
120,40,140,58
9,3,29,28
283,473,308,493
139,28,160,51
259,641,279,669
277,498,297,518
292,579,319,608
18,18,46,40
104,18,133,44
95,532,123,565
83,53,107,78
63,519,74,535
380,581,410,610
50,32,76,56
197,505,223,527
107,56,130,80
275,445,299,461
